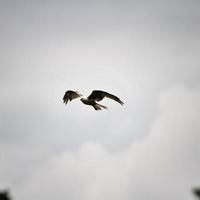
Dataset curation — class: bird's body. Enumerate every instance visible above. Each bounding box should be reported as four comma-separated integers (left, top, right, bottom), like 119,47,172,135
80,98,93,105
80,97,108,110
63,90,124,111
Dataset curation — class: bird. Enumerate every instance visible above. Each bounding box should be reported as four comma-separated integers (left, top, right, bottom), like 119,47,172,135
63,90,124,111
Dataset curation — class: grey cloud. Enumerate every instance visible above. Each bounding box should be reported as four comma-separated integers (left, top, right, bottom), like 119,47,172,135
3,85,198,200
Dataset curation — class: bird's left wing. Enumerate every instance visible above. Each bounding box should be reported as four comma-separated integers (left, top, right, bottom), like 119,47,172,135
88,90,124,105
63,90,82,104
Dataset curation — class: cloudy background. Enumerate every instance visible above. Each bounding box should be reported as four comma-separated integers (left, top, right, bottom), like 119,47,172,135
0,0,200,199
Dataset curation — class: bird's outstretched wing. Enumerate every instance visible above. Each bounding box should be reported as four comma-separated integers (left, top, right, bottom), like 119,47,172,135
88,90,124,105
63,90,82,104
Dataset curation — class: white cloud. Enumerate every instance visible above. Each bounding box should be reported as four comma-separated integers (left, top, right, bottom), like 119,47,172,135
8,85,200,200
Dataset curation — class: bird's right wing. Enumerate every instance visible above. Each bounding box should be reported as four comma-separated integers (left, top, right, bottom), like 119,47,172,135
63,90,82,104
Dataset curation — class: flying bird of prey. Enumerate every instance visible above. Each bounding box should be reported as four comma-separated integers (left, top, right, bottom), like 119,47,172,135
63,90,124,110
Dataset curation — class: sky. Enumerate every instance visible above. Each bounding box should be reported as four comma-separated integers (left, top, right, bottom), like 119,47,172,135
0,0,200,200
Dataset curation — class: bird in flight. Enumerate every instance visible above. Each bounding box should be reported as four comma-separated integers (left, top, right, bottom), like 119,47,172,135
63,90,124,110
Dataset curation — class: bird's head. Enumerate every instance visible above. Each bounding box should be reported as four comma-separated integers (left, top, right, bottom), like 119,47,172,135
80,98,87,103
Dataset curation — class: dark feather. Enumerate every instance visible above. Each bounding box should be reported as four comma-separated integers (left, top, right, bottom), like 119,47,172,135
88,90,124,105
193,188,200,198
63,90,82,104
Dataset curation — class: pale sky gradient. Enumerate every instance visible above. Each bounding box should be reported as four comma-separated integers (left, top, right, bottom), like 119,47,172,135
0,1,200,200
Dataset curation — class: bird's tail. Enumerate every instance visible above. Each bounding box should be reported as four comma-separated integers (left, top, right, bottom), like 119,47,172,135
93,103,108,111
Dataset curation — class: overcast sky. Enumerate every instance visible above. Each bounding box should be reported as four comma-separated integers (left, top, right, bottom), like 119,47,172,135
0,1,200,200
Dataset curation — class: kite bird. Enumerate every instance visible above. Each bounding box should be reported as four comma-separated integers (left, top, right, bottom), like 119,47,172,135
63,90,124,111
